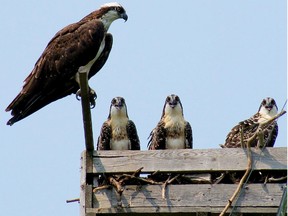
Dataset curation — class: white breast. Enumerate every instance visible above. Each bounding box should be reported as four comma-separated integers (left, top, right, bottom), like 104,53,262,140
164,111,185,130
166,137,185,149
110,139,130,150
76,38,106,79
110,116,130,150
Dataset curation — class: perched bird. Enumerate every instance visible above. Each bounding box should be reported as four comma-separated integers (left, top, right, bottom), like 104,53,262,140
97,97,140,150
148,94,193,150
222,97,279,148
5,2,128,125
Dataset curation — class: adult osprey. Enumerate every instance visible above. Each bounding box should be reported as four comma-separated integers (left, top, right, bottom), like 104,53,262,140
222,97,278,148
5,2,128,125
148,94,193,150
97,97,140,150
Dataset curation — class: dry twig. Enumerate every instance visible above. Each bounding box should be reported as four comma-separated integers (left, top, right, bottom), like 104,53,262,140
168,174,181,184
214,172,226,184
66,198,80,203
267,176,287,183
161,174,181,199
219,110,286,216
162,175,171,199
151,170,160,176
108,176,124,194
119,167,143,185
121,173,163,185
219,132,253,216
93,185,111,193
264,110,286,125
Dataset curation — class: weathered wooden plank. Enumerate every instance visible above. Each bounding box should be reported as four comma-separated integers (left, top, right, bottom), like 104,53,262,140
92,147,287,173
93,183,285,208
86,207,279,215
80,151,86,216
91,184,286,214
80,151,94,216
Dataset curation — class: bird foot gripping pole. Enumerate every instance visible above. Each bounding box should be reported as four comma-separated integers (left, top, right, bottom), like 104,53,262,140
79,71,95,152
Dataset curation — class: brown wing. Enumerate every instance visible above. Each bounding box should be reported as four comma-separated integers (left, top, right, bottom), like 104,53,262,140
148,120,166,150
185,121,193,149
97,121,112,150
6,19,109,125
224,114,279,148
260,121,278,148
127,120,140,150
223,113,264,148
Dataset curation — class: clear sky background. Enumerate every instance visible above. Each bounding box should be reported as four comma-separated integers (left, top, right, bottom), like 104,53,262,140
1,1,286,215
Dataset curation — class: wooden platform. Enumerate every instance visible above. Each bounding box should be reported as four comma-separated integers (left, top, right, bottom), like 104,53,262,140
80,147,287,215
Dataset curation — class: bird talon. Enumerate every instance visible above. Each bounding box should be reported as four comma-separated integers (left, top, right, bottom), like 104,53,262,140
89,89,97,109
90,101,96,109
76,90,81,101
75,88,97,109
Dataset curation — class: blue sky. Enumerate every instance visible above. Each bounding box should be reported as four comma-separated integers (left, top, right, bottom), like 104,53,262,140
1,1,286,215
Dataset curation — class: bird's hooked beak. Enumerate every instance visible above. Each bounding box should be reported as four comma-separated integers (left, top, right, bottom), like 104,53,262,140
169,100,178,108
115,101,123,110
265,104,273,111
121,12,128,22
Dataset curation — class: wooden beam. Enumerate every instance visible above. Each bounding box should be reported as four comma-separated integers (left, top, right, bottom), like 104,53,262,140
79,71,94,152
92,147,287,174
90,183,286,214
80,151,94,216
86,206,280,216
86,207,281,215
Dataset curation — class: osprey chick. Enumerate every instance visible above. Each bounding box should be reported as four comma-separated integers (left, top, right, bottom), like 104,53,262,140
148,94,193,150
222,97,278,148
97,97,140,150
6,2,128,125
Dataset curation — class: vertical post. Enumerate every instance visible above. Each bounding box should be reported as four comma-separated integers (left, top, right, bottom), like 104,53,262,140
80,151,93,216
277,186,287,216
79,71,95,152
79,72,94,215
